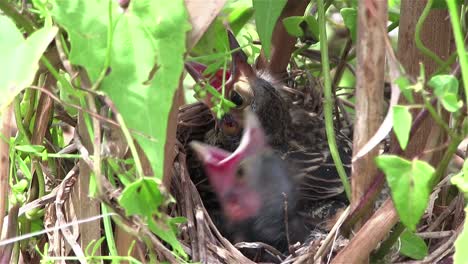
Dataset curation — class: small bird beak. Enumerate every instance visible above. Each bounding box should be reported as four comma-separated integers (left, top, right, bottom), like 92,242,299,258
184,61,206,84
189,141,236,196
226,30,255,81
189,138,263,223
231,110,267,159
189,141,231,165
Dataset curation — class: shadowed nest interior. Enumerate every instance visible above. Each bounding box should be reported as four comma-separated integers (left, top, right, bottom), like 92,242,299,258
169,75,352,263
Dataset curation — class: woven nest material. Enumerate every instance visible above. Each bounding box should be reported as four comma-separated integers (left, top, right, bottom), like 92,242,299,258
168,100,466,263
170,102,349,263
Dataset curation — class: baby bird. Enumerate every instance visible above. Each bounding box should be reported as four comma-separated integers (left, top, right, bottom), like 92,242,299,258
190,112,307,252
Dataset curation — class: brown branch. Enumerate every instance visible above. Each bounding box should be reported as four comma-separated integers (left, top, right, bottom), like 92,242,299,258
0,104,13,259
0,204,20,263
350,0,387,233
331,199,398,264
255,0,309,79
335,2,455,261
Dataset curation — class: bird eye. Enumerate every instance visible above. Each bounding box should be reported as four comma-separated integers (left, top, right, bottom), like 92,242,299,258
229,81,253,109
230,91,244,106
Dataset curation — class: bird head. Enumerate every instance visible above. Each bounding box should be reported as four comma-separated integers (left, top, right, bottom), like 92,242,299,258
190,112,294,222
186,31,290,147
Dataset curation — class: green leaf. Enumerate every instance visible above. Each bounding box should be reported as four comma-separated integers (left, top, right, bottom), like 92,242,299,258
340,8,357,43
454,207,468,264
283,16,304,37
283,16,319,43
51,0,191,178
17,157,32,181
441,93,463,112
228,5,255,34
392,105,412,150
428,74,462,113
11,179,29,193
0,17,58,111
191,19,229,56
388,0,401,9
58,71,84,116
119,177,163,217
375,155,435,231
303,16,320,42
15,145,46,154
400,230,428,260
252,0,287,59
395,76,414,103
428,74,458,97
451,159,468,197
148,218,187,258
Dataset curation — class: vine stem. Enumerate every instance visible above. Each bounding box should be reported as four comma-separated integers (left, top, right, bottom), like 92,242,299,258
446,0,468,113
415,0,446,68
317,0,351,200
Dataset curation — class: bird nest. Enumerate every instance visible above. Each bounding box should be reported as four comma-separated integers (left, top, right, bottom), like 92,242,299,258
169,102,348,263
169,101,466,264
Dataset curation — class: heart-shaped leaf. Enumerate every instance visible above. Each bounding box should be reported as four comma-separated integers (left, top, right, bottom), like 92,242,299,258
428,74,462,112
376,155,434,230
400,230,428,260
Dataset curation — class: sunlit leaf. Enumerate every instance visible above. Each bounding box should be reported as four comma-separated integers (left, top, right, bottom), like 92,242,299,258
228,5,255,34
191,19,229,56
375,155,434,230
15,145,46,154
428,74,458,97
395,76,414,103
50,0,191,178
400,230,428,260
441,93,463,112
428,74,462,112
452,159,468,198
392,105,412,150
252,0,287,59
11,179,29,193
0,16,57,111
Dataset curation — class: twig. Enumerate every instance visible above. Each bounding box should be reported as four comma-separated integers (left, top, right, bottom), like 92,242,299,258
426,194,460,232
419,223,463,263
54,165,85,263
0,104,13,248
315,206,349,263
282,192,292,254
417,230,454,239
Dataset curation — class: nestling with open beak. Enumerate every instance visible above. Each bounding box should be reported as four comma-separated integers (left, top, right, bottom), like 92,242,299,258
185,30,352,204
190,112,307,252
186,30,291,153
